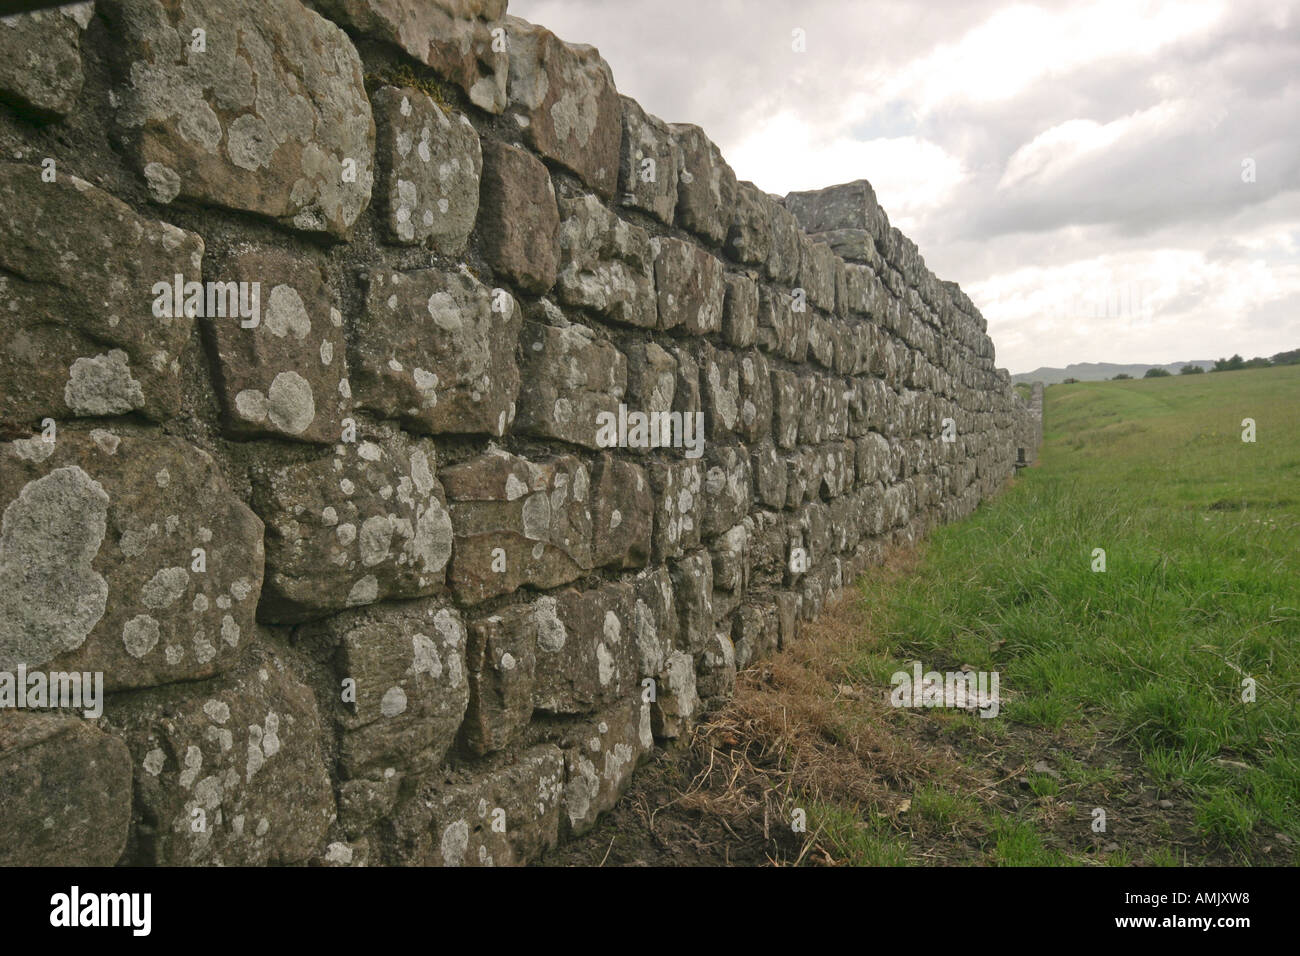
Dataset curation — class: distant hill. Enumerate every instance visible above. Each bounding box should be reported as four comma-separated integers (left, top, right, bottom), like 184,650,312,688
1012,360,1215,384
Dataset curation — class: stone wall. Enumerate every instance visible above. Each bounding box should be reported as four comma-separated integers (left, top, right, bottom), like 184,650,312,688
0,0,1041,866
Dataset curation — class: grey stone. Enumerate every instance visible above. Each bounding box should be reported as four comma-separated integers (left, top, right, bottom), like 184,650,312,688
0,163,203,425
0,431,263,691
727,181,773,266
311,0,508,113
105,656,335,865
648,459,701,562
392,744,564,866
786,179,890,243
251,432,452,623
372,86,481,252
355,265,519,437
737,349,772,443
532,581,639,714
477,140,559,294
651,236,724,334
515,319,626,449
669,551,712,655
109,0,375,237
301,599,469,778
556,194,655,328
671,123,737,243
507,15,621,199
0,712,132,866
441,450,593,605
617,95,679,224
559,694,652,836
0,3,93,118
722,273,759,348
590,454,652,569
464,609,537,756
204,244,349,443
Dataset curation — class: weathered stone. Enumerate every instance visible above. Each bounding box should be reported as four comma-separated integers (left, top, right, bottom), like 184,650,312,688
710,522,748,621
0,3,93,118
650,649,697,739
0,712,132,866
515,319,626,448
727,181,773,266
355,265,519,436
651,236,724,334
819,441,854,499
392,745,564,866
732,602,779,667
816,228,881,267
506,16,621,199
105,656,335,865
631,566,676,678
696,631,736,701
617,95,678,224
532,581,638,714
556,194,655,328
299,599,469,777
670,344,702,418
744,509,787,584
623,341,677,429
799,239,839,313
737,349,772,443
464,608,537,756
671,123,737,244
786,179,890,243
758,283,810,363
723,273,759,348
765,198,802,285
805,313,831,369
0,431,263,690
441,450,593,604
108,0,374,237
770,368,801,449
669,551,712,654
372,86,481,251
698,348,741,445
251,433,452,623
700,444,751,539
337,773,402,837
204,244,349,443
590,455,652,569
648,459,701,562
797,375,826,445
856,431,894,485
477,140,559,294
750,440,788,509
311,0,508,113
785,446,819,508
560,694,652,837
0,163,203,425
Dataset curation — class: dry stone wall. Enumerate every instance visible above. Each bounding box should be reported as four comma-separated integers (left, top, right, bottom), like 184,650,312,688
0,0,1041,867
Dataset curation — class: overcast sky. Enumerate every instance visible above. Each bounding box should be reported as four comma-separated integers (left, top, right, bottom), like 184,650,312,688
511,0,1299,373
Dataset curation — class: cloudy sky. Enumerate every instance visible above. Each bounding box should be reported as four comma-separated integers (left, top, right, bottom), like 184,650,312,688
512,0,1300,373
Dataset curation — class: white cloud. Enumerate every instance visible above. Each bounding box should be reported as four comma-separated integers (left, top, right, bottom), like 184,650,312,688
727,115,966,228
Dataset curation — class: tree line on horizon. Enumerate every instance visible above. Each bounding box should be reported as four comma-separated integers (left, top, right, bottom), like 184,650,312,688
1053,348,1300,383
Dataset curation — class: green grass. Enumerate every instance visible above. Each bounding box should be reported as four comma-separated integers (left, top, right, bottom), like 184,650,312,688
859,365,1300,852
809,803,911,866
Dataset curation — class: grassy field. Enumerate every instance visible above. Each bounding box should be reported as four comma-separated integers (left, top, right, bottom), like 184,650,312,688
818,364,1300,864
546,365,1298,867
